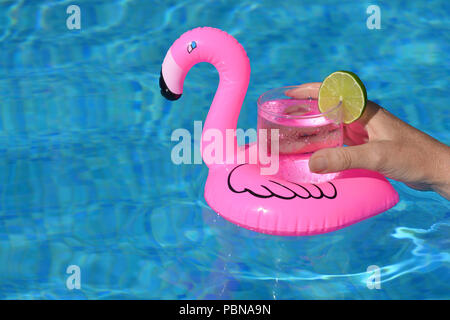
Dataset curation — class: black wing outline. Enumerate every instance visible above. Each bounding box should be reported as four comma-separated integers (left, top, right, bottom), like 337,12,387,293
227,164,337,200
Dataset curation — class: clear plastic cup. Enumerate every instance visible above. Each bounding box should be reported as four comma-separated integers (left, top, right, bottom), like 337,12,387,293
257,85,343,183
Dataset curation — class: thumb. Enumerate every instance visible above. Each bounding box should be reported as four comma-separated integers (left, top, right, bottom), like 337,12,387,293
309,143,384,173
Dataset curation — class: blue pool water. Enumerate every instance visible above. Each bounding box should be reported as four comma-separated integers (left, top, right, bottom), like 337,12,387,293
0,0,448,299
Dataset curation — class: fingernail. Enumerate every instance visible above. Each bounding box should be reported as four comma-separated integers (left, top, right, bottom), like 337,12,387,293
312,156,328,173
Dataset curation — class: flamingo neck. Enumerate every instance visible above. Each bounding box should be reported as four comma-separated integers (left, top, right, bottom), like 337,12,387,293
201,72,249,166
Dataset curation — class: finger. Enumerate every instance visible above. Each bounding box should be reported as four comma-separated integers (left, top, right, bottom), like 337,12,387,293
285,82,322,99
358,100,381,127
343,121,369,146
309,142,384,173
342,101,381,144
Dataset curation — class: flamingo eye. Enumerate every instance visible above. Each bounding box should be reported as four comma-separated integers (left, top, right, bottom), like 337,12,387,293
187,41,197,53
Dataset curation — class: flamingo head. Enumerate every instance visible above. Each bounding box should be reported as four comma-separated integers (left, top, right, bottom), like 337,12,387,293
159,70,182,101
159,30,204,101
159,27,250,101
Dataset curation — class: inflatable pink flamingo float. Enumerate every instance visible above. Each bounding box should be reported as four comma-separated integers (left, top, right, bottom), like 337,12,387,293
159,27,398,236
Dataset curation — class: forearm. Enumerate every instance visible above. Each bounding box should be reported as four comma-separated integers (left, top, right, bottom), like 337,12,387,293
365,103,450,199
429,143,450,199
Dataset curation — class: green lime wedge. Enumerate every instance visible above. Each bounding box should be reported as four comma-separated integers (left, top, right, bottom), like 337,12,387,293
318,71,367,124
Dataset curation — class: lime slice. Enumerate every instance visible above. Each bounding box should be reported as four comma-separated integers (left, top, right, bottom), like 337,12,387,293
318,71,367,124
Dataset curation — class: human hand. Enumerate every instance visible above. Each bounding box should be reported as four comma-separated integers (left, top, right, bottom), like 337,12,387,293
286,82,450,199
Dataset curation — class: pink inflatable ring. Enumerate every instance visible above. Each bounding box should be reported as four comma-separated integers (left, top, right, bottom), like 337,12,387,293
159,27,399,236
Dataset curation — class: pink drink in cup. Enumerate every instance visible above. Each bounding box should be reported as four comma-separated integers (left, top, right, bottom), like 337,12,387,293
257,87,343,183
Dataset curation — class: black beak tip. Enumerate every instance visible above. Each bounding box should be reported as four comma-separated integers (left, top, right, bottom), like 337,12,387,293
159,70,181,101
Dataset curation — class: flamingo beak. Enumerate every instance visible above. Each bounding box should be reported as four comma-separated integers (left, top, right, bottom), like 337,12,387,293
159,70,182,101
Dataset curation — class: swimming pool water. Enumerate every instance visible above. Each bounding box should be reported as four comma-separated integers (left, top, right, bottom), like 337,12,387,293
0,0,448,299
